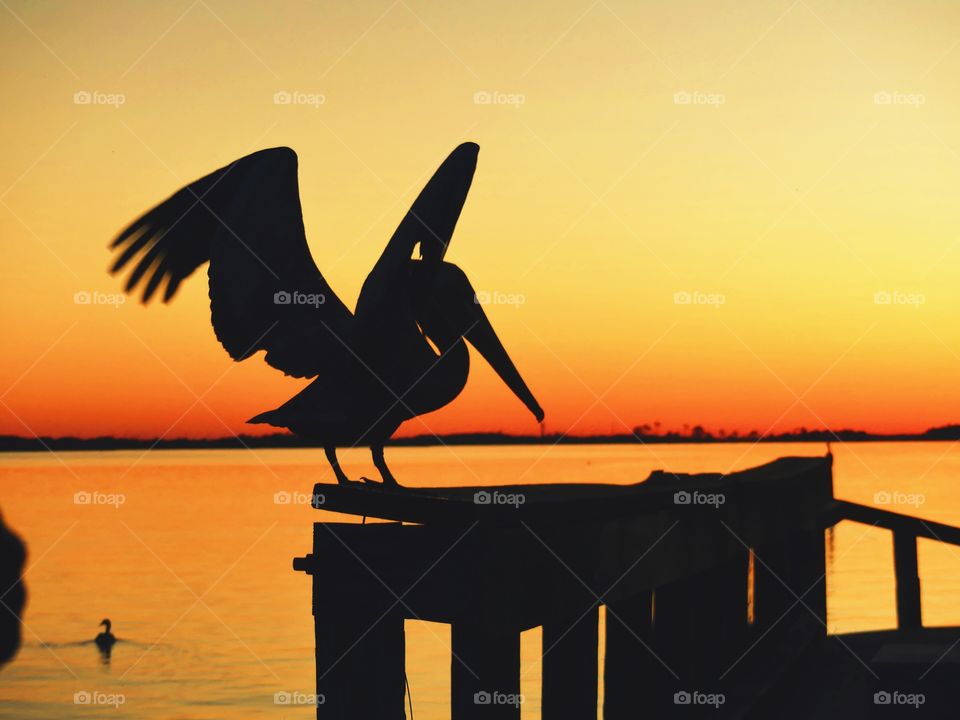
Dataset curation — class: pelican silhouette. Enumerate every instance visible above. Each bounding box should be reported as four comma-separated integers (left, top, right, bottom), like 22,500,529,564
110,143,544,486
94,619,116,651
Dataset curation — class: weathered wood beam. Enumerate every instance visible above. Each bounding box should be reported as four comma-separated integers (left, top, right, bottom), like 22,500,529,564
830,499,960,546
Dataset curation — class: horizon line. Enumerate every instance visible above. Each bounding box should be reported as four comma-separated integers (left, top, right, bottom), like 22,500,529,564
4,424,960,451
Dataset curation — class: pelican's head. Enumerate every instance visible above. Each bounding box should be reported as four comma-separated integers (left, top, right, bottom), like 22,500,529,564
414,261,544,423
99,619,111,632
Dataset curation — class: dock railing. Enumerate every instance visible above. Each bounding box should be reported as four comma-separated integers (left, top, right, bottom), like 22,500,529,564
826,499,960,631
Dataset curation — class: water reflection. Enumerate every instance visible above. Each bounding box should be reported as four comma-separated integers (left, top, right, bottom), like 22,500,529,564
4,444,960,719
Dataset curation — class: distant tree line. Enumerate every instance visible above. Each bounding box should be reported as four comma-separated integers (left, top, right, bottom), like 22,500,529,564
2,425,960,451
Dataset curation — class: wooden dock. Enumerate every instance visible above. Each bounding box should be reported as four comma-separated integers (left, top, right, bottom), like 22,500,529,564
293,455,960,718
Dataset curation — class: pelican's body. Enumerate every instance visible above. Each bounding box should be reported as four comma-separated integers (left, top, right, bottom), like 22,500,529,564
95,619,116,651
110,144,543,485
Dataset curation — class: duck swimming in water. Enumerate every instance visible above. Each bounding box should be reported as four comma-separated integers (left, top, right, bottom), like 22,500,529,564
94,619,116,651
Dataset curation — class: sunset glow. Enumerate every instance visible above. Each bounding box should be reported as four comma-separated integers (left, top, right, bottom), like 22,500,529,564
3,1,960,439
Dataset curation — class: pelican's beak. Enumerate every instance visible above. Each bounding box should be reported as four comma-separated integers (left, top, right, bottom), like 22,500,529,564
462,298,545,423
420,262,544,422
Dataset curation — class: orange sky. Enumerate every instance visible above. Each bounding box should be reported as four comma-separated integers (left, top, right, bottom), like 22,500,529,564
3,1,960,440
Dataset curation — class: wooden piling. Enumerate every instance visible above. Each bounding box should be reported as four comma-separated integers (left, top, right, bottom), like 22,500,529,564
313,606,405,719
893,531,921,629
542,606,599,719
752,539,795,638
603,592,655,720
451,623,521,720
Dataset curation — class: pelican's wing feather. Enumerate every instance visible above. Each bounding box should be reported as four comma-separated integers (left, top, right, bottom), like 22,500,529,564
355,142,479,325
388,142,479,266
110,147,353,378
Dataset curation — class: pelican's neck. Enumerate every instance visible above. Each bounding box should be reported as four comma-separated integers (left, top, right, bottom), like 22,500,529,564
406,337,469,417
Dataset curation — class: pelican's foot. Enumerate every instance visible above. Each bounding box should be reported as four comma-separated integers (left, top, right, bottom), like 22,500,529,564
334,473,373,487
333,471,359,486
358,476,404,489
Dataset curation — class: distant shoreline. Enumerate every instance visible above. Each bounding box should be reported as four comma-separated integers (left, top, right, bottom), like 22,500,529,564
3,426,960,451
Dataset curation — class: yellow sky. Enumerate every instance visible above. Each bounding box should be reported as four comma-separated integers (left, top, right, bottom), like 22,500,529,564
3,0,960,439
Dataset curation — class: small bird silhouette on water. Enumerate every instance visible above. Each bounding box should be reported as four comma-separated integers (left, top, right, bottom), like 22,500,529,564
94,619,116,651
110,143,544,487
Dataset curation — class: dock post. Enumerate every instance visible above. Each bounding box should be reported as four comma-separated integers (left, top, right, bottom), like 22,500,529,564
756,529,828,636
296,523,408,720
752,540,795,638
793,528,827,632
653,552,749,707
893,531,922,629
313,606,405,718
603,591,655,719
542,606,599,719
451,622,521,720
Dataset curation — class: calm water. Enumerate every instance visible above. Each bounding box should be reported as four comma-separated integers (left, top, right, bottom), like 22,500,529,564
1,442,959,718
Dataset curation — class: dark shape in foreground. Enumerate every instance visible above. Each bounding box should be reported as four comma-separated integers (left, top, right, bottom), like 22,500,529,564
110,144,543,486
0,510,26,667
293,456,960,718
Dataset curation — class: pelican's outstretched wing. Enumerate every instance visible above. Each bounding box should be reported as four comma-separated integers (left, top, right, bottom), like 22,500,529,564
385,142,479,268
355,142,479,325
110,147,353,378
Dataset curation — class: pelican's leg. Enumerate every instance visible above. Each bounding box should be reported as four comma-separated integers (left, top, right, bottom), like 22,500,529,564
324,445,352,485
371,445,400,487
